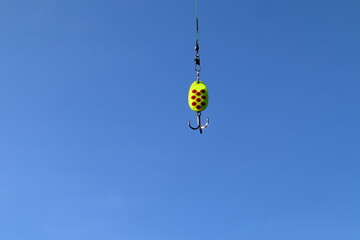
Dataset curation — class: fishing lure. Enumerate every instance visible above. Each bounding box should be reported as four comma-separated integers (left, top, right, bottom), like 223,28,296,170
188,0,209,134
188,80,208,112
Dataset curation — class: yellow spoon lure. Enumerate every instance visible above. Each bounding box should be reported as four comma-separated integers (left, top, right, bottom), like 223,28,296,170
187,0,209,134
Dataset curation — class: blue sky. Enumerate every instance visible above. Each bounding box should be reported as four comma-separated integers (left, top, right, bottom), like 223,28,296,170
1,0,360,239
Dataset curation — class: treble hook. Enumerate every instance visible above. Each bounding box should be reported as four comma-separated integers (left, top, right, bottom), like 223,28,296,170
188,111,209,134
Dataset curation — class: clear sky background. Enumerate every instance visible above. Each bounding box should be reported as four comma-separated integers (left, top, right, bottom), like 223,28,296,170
1,0,360,239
